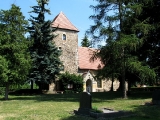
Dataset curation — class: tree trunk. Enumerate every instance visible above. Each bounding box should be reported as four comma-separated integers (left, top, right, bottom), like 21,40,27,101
122,78,127,99
111,74,114,91
5,82,9,100
31,80,33,90
38,83,42,93
122,48,127,99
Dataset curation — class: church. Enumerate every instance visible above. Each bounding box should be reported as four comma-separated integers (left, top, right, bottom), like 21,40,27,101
50,12,120,92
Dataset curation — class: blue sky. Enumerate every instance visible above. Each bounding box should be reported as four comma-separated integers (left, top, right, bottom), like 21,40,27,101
0,0,101,46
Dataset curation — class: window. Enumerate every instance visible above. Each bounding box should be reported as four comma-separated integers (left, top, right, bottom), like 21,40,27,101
58,47,62,50
97,79,102,88
62,34,66,40
67,84,73,89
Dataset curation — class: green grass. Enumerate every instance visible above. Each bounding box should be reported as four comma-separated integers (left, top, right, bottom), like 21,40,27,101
0,91,160,120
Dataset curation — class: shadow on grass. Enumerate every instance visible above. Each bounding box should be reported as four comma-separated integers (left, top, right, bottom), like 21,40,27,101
91,91,152,102
0,91,153,102
139,104,160,119
6,92,120,103
61,104,160,120
127,91,152,100
61,116,95,120
61,102,160,120
118,104,160,120
5,91,123,102
4,94,80,102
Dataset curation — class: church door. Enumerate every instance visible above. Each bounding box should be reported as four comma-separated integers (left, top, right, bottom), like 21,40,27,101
86,79,92,92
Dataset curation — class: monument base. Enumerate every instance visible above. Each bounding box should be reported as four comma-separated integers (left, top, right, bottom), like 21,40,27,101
74,108,133,119
152,100,160,105
74,108,91,116
90,108,132,119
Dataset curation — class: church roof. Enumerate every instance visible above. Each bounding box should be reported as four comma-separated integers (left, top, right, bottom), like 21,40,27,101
78,47,104,70
51,12,79,32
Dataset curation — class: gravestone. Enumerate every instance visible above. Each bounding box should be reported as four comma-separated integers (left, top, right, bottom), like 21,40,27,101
152,90,160,105
75,92,92,115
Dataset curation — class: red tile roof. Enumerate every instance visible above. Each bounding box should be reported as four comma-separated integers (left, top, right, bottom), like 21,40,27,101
78,47,103,70
51,12,79,32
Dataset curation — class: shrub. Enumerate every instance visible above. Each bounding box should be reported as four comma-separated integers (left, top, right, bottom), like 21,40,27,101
59,72,83,93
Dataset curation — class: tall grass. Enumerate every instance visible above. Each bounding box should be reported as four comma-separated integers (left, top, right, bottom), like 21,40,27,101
0,91,160,120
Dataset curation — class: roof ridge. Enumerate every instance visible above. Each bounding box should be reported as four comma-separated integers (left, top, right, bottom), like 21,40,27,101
52,12,79,32
78,46,97,50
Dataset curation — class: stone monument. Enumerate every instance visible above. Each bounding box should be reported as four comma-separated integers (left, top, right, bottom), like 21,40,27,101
152,90,160,105
74,92,92,115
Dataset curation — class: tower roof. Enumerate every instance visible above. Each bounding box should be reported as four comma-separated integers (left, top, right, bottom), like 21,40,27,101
51,12,79,32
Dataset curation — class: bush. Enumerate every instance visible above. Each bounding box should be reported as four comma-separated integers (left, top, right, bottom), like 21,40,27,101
59,72,83,93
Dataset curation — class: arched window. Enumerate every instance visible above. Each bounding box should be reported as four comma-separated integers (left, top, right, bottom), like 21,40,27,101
62,34,66,40
58,47,62,50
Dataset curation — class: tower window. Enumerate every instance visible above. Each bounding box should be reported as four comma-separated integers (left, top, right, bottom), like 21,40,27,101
58,47,62,50
62,34,66,40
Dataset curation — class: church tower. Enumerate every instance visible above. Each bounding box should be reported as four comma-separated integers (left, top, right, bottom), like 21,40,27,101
51,12,79,74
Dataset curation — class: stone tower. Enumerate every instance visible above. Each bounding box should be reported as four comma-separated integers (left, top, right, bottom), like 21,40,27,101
51,12,79,74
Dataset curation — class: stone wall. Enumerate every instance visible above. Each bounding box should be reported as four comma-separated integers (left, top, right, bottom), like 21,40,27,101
102,78,120,91
53,29,78,74
78,69,121,92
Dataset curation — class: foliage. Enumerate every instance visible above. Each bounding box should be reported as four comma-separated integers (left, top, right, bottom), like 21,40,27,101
59,72,83,93
134,0,160,80
28,0,62,88
87,0,157,98
9,82,38,90
0,4,31,100
0,87,5,96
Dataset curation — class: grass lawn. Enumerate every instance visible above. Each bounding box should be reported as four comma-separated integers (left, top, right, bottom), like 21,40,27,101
0,91,160,120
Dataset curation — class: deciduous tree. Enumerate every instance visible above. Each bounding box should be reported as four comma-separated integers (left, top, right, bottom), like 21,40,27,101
0,4,31,100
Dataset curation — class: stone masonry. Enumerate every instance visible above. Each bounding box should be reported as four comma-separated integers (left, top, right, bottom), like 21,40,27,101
53,29,78,74
51,12,121,92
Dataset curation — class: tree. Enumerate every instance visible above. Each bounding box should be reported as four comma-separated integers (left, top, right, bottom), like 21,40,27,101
88,0,156,98
81,34,91,47
134,0,160,83
88,0,132,98
0,4,31,100
28,0,62,91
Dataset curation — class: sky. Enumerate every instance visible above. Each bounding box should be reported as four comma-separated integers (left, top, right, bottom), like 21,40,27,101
0,0,102,47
